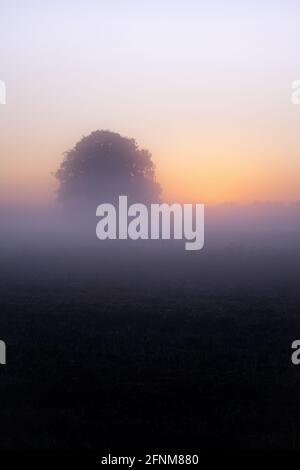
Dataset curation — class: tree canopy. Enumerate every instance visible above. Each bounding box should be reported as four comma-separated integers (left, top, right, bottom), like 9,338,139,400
55,130,161,208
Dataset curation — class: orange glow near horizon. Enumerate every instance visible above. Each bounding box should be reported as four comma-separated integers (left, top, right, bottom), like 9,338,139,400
1,141,299,207
1,2,300,207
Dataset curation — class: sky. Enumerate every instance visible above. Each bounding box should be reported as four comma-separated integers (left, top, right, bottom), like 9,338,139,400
0,0,300,205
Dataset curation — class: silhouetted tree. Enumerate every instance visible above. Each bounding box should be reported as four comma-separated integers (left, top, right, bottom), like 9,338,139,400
55,130,161,208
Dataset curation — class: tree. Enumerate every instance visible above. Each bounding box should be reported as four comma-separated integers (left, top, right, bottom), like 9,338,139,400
55,130,161,208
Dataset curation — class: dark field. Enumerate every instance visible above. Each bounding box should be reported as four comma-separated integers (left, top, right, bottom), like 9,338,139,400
1,232,300,450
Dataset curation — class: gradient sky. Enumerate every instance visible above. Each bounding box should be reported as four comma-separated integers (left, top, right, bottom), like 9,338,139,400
1,0,300,205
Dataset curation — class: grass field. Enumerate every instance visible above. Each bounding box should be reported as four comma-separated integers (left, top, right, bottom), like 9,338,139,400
0,232,300,449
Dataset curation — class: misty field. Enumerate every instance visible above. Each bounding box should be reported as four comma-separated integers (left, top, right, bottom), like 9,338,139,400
0,232,300,450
